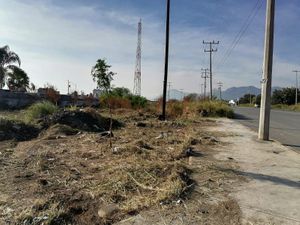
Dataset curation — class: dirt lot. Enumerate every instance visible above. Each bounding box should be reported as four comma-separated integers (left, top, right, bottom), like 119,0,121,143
0,109,244,225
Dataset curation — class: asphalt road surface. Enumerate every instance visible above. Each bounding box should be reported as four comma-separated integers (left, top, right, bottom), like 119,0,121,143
234,107,300,152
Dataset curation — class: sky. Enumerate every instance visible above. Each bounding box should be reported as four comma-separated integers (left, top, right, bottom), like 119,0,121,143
0,0,299,99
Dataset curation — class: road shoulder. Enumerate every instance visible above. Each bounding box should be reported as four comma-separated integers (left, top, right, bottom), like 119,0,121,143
212,119,300,225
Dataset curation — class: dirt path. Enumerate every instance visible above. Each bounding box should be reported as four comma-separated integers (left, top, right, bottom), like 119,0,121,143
212,119,300,225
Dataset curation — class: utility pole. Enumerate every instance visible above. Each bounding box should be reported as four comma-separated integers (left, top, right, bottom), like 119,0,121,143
201,68,209,99
133,19,142,96
217,82,223,100
292,70,299,105
203,41,219,100
167,82,172,101
201,84,204,96
179,89,184,101
258,0,276,141
67,80,71,95
161,0,171,120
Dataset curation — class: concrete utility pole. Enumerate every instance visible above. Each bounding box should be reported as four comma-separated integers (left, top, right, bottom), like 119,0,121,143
201,68,209,99
167,82,172,101
203,41,219,100
217,82,223,100
179,89,184,101
292,70,299,105
258,0,276,141
161,0,171,120
201,84,204,96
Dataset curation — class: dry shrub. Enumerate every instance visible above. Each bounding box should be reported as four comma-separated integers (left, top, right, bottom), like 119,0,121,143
195,101,234,118
100,96,131,109
167,102,184,118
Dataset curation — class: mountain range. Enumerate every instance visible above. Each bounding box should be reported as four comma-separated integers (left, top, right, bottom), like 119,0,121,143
167,86,282,101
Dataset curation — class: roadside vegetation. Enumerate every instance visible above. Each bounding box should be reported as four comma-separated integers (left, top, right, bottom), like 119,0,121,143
237,88,300,112
272,104,300,112
24,101,58,123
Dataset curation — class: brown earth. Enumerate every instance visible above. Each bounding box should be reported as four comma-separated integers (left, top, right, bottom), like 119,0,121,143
0,109,244,225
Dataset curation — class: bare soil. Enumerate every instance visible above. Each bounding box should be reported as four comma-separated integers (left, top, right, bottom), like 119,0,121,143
0,109,244,225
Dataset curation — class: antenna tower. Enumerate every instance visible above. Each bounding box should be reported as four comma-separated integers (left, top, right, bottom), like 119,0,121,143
133,19,142,96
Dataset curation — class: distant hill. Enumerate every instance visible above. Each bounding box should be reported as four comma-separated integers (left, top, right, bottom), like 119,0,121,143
168,89,188,100
222,86,282,100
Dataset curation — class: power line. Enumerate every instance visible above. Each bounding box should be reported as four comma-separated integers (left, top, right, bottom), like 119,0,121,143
216,0,263,69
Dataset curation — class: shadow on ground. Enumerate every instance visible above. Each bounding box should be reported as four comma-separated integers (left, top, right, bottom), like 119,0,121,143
220,168,300,189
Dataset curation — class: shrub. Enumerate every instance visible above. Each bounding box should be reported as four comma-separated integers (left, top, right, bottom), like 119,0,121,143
196,101,234,118
168,102,184,118
25,101,58,122
129,95,148,109
100,95,131,109
99,90,148,109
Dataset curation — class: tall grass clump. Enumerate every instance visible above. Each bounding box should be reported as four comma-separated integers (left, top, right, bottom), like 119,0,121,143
272,104,300,112
195,101,234,118
25,101,58,122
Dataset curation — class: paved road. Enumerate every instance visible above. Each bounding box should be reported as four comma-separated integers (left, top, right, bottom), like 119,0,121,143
234,107,300,152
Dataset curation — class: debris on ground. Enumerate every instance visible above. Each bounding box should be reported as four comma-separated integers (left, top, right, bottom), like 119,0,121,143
40,110,123,132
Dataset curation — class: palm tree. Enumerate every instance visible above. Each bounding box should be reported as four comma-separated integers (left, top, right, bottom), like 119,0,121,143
6,66,29,91
0,45,21,89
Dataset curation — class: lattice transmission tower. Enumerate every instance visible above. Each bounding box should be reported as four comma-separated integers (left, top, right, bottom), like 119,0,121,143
133,19,142,96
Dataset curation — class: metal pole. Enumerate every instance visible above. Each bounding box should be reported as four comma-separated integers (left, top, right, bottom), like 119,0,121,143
161,0,170,120
293,71,299,105
258,0,275,141
297,73,299,105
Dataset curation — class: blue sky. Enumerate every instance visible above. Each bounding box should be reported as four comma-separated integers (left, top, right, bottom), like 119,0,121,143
0,0,299,98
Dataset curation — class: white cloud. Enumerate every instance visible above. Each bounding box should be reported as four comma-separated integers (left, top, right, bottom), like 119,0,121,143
0,0,299,99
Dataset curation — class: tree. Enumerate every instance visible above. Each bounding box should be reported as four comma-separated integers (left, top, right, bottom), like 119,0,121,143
255,94,261,105
91,59,116,93
239,94,256,104
44,84,60,105
6,66,29,91
0,46,21,89
29,83,36,93
110,87,131,97
183,93,199,102
272,88,299,105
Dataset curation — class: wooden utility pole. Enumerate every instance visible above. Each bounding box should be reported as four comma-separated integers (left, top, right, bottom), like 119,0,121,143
258,0,276,141
67,80,70,95
203,41,219,100
292,70,299,105
161,0,171,120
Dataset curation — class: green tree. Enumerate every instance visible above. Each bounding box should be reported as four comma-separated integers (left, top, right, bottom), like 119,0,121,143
91,59,115,93
272,88,299,105
111,87,131,97
6,66,29,91
239,94,256,104
255,94,261,105
0,45,21,89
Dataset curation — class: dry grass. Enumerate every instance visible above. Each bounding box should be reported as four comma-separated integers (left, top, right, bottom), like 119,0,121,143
0,108,242,225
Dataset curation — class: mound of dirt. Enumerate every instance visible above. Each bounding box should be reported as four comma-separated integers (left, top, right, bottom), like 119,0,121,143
0,119,40,141
41,110,122,132
40,124,79,140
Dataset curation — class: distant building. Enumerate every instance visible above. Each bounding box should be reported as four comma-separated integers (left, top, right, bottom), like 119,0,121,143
37,88,60,96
